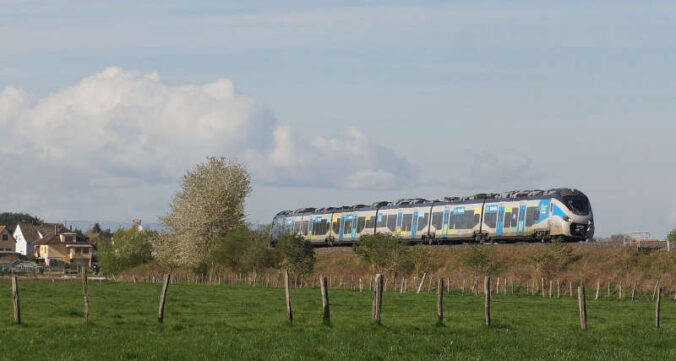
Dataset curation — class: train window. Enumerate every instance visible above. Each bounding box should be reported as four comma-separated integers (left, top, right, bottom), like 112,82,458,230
302,221,309,235
332,220,340,234
431,212,443,229
511,209,519,226
417,213,429,230
401,214,413,232
474,213,481,227
503,210,512,228
357,217,366,233
526,207,539,226
484,213,497,228
387,214,397,232
344,220,353,234
376,214,387,228
293,221,301,234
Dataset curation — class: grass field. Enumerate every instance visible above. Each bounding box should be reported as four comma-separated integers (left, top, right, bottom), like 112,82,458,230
0,280,674,361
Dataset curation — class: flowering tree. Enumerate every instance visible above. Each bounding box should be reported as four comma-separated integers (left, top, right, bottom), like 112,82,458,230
155,157,251,269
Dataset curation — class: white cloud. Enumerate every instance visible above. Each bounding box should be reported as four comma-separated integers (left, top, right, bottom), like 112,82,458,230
0,67,414,219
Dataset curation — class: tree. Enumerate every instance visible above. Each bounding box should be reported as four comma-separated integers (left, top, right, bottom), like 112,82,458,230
88,223,102,234
353,233,413,277
274,233,315,279
98,229,154,275
0,212,42,231
208,226,277,273
156,157,251,269
667,229,676,242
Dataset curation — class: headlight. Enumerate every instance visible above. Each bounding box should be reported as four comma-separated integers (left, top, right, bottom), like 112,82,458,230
562,215,570,222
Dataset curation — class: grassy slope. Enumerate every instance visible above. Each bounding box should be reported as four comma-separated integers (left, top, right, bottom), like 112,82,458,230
0,281,674,361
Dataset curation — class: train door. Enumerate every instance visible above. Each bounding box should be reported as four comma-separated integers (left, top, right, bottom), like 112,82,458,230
496,205,505,236
338,215,345,242
307,217,314,241
517,205,526,235
396,212,403,238
411,210,418,238
350,214,357,240
442,209,450,238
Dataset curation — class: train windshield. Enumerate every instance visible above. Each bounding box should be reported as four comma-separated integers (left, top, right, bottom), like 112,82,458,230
563,196,590,215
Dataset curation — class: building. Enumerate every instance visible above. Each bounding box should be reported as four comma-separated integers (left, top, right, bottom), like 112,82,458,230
0,225,16,253
13,222,64,256
34,231,94,267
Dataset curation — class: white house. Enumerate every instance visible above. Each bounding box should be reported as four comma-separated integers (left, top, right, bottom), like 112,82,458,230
13,223,64,257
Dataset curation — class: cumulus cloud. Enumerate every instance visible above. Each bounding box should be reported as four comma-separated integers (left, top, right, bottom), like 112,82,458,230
0,67,414,218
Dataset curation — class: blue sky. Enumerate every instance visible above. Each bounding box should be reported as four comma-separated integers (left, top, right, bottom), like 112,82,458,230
1,1,675,237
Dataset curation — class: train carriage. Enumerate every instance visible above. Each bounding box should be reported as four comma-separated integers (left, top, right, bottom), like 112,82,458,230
270,188,594,246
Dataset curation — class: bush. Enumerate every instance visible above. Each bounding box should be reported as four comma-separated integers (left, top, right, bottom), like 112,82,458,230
208,226,277,274
98,229,154,275
275,233,315,278
460,245,505,277
353,233,414,277
531,239,576,279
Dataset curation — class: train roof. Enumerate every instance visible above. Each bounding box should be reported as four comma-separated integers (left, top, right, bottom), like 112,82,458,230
273,188,587,216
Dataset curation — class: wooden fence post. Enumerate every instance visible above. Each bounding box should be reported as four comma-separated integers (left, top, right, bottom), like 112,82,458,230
484,276,491,327
541,278,545,297
618,282,623,300
578,284,587,330
82,267,89,323
437,278,444,324
595,280,600,300
632,282,636,301
652,280,659,300
157,273,170,323
11,275,20,324
569,282,573,298
549,280,553,298
496,277,500,295
359,278,363,292
556,280,560,298
320,276,330,325
372,274,384,323
417,273,426,294
284,270,293,323
655,288,662,328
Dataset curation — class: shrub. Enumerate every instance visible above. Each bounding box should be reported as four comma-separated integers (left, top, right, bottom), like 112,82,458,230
98,229,154,275
275,233,315,278
460,245,505,277
208,226,277,274
353,233,413,277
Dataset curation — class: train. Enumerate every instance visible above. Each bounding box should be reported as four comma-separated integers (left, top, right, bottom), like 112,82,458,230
269,188,594,246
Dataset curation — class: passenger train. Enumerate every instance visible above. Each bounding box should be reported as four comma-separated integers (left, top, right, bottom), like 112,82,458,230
270,188,594,246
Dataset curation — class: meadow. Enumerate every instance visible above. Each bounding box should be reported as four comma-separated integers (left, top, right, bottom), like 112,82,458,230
0,280,673,361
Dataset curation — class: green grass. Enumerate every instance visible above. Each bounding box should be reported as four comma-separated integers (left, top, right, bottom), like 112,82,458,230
0,281,673,360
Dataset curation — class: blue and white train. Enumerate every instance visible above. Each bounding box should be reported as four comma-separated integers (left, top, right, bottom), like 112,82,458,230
270,188,594,246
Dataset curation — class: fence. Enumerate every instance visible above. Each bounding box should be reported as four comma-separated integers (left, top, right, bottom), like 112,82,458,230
5,272,672,331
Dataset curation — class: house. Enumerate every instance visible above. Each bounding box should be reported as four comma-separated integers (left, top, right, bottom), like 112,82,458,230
0,225,16,253
33,230,94,267
13,222,64,256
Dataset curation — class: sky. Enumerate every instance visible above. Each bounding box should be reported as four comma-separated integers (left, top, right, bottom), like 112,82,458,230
1,1,675,238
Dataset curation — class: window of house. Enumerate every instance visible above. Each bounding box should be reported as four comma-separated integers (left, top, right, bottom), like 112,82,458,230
1,234,7,241
82,248,89,254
